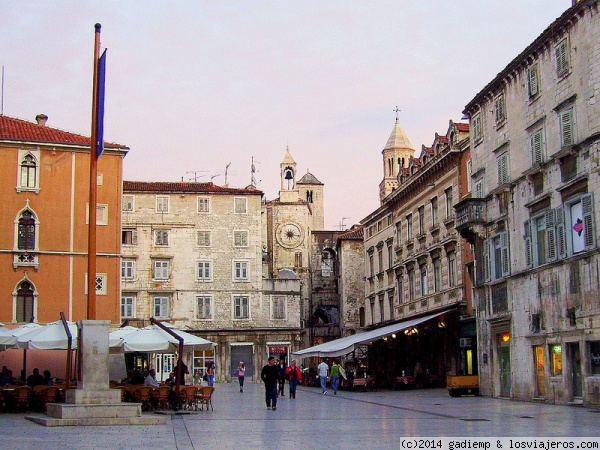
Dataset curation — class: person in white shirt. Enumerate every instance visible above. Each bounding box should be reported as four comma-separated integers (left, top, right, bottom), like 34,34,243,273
317,359,329,394
144,368,159,387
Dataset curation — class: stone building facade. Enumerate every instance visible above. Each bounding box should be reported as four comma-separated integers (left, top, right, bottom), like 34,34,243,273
361,118,473,382
121,181,301,382
336,225,365,337
457,0,600,405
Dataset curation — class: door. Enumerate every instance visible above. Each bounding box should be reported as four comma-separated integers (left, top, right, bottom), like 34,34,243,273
154,354,176,382
231,345,254,380
533,345,546,397
498,333,511,397
570,343,582,399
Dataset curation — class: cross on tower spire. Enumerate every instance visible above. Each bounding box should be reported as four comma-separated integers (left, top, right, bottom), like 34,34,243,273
394,106,401,121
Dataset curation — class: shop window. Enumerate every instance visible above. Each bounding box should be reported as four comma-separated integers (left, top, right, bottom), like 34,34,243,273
550,344,562,376
589,342,600,376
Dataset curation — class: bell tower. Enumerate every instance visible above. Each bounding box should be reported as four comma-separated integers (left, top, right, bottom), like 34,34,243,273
280,146,299,202
379,108,415,203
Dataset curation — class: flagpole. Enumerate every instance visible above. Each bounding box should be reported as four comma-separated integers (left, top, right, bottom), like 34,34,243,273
87,23,101,320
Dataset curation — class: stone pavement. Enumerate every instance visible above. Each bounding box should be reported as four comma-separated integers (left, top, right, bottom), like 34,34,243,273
1,383,599,449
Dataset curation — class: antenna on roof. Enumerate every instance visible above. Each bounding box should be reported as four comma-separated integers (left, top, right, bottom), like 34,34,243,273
224,163,231,185
185,170,208,182
338,217,351,231
1,65,5,115
210,174,220,182
251,157,260,187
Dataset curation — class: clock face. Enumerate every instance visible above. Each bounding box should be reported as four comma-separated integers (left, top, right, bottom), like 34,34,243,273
276,222,303,248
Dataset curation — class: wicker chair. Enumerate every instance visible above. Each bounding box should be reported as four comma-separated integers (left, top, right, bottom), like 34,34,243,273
37,386,59,412
11,386,32,413
196,386,214,411
179,386,198,410
132,386,154,411
151,385,171,410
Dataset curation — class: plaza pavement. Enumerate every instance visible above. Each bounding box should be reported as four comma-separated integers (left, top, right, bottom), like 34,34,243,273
0,382,599,450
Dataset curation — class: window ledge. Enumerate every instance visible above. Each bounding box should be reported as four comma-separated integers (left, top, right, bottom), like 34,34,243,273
555,173,588,193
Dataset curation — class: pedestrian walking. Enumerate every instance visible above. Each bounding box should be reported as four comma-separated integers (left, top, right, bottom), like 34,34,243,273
317,358,329,394
236,361,245,392
206,362,215,386
285,359,302,399
277,357,287,396
330,359,341,395
261,356,280,410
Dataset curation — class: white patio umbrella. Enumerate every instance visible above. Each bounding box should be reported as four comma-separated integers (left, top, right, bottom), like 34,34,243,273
115,324,213,353
108,326,139,348
0,322,43,350
16,320,78,350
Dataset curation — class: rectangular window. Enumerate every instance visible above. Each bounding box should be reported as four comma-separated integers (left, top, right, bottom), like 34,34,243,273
418,205,425,236
121,295,135,319
467,159,472,193
445,187,454,219
86,203,108,225
395,221,402,244
389,293,394,320
448,251,457,288
431,197,438,225
379,295,384,323
156,196,169,213
377,248,383,273
474,179,484,199
121,260,135,280
234,230,249,247
397,274,403,304
197,260,212,281
420,264,428,296
154,229,169,246
234,197,247,214
550,344,562,376
272,296,286,320
433,257,442,292
294,252,303,268
122,195,134,212
530,129,544,165
589,341,600,376
472,113,482,143
84,273,107,295
197,230,211,247
122,228,137,246
368,253,374,277
497,152,510,185
153,259,170,280
559,108,574,147
567,193,596,254
197,197,210,213
196,296,212,319
233,261,249,281
154,296,170,318
406,214,413,239
484,232,510,282
555,38,569,77
387,242,393,269
495,93,506,124
528,65,539,97
234,295,249,319
408,269,415,301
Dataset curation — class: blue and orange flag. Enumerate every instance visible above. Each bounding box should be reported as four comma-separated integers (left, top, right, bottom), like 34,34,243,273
96,49,106,158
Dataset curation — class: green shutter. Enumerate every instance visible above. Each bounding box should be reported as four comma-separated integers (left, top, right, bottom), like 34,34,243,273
531,130,543,165
545,209,557,262
524,220,533,268
582,193,596,250
555,206,567,259
560,109,574,147
500,232,510,277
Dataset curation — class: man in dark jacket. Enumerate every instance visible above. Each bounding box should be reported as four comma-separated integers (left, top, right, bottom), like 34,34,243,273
277,357,287,397
261,356,280,410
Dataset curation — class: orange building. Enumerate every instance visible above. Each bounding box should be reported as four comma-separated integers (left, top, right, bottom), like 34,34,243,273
0,114,129,324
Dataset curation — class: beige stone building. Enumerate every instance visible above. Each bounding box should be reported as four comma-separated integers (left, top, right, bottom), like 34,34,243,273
336,225,365,336
121,181,301,382
361,118,473,383
457,0,600,405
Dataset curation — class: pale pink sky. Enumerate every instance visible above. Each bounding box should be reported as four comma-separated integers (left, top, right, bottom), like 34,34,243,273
1,1,570,229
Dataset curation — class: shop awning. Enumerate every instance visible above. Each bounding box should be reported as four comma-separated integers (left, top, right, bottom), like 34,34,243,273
293,311,446,358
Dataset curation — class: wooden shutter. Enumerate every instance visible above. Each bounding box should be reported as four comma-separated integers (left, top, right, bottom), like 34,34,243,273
582,193,596,250
528,66,539,97
556,40,568,76
560,109,573,147
555,206,567,259
531,130,543,165
545,209,557,262
524,220,533,269
483,239,491,283
500,232,510,277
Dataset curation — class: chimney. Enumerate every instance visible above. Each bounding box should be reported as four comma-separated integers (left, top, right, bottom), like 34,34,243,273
35,114,48,126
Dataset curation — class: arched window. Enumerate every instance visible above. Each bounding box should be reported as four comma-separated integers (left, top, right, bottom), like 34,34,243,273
18,210,36,250
16,280,35,323
20,154,38,188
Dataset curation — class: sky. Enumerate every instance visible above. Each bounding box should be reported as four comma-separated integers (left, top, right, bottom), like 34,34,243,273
1,1,572,230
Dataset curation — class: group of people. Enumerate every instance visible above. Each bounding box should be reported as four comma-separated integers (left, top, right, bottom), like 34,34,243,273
0,366,55,388
316,358,342,395
258,357,303,410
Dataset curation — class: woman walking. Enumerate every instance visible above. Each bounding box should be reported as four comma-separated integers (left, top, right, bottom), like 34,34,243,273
206,362,215,386
237,361,246,392
285,360,302,399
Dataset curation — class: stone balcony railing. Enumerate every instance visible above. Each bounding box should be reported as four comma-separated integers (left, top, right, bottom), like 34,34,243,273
454,198,486,242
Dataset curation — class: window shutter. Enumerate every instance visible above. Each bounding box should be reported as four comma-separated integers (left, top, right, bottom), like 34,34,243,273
132,230,138,245
483,239,491,283
531,131,543,165
582,193,596,250
556,40,568,76
524,220,533,269
528,66,539,97
545,209,557,262
497,153,509,185
500,232,510,277
560,109,573,147
555,206,567,259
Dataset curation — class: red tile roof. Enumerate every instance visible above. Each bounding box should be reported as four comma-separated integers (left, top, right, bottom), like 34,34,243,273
0,115,127,149
455,123,469,132
123,180,263,195
339,225,364,240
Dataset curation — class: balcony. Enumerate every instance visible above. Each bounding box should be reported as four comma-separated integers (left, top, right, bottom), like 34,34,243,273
454,198,486,242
